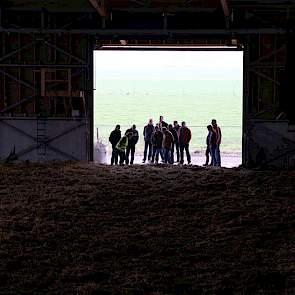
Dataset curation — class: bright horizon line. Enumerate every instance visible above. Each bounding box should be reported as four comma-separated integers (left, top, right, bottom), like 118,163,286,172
96,77,243,81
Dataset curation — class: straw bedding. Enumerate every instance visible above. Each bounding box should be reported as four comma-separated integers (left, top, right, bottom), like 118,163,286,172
0,163,294,294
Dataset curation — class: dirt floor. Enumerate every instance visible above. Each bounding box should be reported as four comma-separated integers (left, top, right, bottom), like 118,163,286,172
0,163,294,294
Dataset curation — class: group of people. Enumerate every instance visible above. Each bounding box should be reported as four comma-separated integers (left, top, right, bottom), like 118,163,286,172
142,116,192,165
108,116,222,167
109,124,139,165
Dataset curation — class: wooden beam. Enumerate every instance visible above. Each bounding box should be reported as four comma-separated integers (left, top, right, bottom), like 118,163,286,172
220,0,230,17
88,0,107,17
220,0,230,28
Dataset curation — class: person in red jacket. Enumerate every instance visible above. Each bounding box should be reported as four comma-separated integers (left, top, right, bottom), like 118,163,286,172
179,121,192,164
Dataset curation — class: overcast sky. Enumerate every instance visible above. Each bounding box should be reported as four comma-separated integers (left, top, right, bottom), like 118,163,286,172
94,50,243,81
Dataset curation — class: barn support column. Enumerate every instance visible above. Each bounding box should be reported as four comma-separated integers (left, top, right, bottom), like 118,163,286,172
243,36,250,165
281,32,295,123
86,35,94,162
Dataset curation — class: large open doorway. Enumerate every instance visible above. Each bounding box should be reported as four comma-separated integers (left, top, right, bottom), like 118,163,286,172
94,48,243,167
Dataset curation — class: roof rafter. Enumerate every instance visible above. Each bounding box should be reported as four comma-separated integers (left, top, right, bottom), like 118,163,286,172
220,0,230,28
88,0,107,17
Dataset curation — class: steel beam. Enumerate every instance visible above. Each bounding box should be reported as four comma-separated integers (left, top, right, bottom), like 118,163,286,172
113,7,217,13
0,93,36,114
0,28,289,35
250,69,281,86
99,45,241,51
0,69,35,90
0,42,35,63
0,64,87,68
0,119,85,161
43,41,86,64
59,14,88,30
45,122,86,144
0,69,85,113
250,63,285,69
249,45,286,66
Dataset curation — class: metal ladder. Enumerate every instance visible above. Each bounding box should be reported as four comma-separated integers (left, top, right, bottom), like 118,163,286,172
37,117,47,156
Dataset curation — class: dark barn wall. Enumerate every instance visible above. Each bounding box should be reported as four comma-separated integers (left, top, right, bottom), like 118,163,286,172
244,33,295,167
0,7,94,161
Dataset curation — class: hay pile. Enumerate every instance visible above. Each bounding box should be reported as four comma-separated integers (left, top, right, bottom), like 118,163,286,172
0,163,294,294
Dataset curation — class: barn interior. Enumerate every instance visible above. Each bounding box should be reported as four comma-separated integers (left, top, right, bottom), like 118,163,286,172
1,0,295,166
0,1,295,294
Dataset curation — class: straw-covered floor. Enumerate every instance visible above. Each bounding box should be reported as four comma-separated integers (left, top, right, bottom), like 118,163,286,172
0,163,294,294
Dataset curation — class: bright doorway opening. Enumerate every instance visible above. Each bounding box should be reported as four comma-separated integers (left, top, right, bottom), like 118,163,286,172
94,49,243,167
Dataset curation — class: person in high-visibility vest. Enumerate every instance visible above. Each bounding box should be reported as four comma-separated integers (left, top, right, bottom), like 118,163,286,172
116,134,129,165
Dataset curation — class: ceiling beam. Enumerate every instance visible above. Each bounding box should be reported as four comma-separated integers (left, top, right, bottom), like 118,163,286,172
0,28,289,35
220,0,230,17
112,7,216,13
220,0,230,28
88,0,107,17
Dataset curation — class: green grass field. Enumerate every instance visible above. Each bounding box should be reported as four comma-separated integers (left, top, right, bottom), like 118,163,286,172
94,79,242,155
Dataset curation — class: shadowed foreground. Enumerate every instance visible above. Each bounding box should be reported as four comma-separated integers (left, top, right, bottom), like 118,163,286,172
0,163,294,294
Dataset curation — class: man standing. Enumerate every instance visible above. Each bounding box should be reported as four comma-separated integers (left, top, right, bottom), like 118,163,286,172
125,124,139,165
179,121,192,164
203,125,217,166
169,124,178,164
151,126,163,164
159,115,168,131
212,119,222,167
142,119,154,163
162,127,174,164
158,116,168,161
172,121,180,162
109,124,121,165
